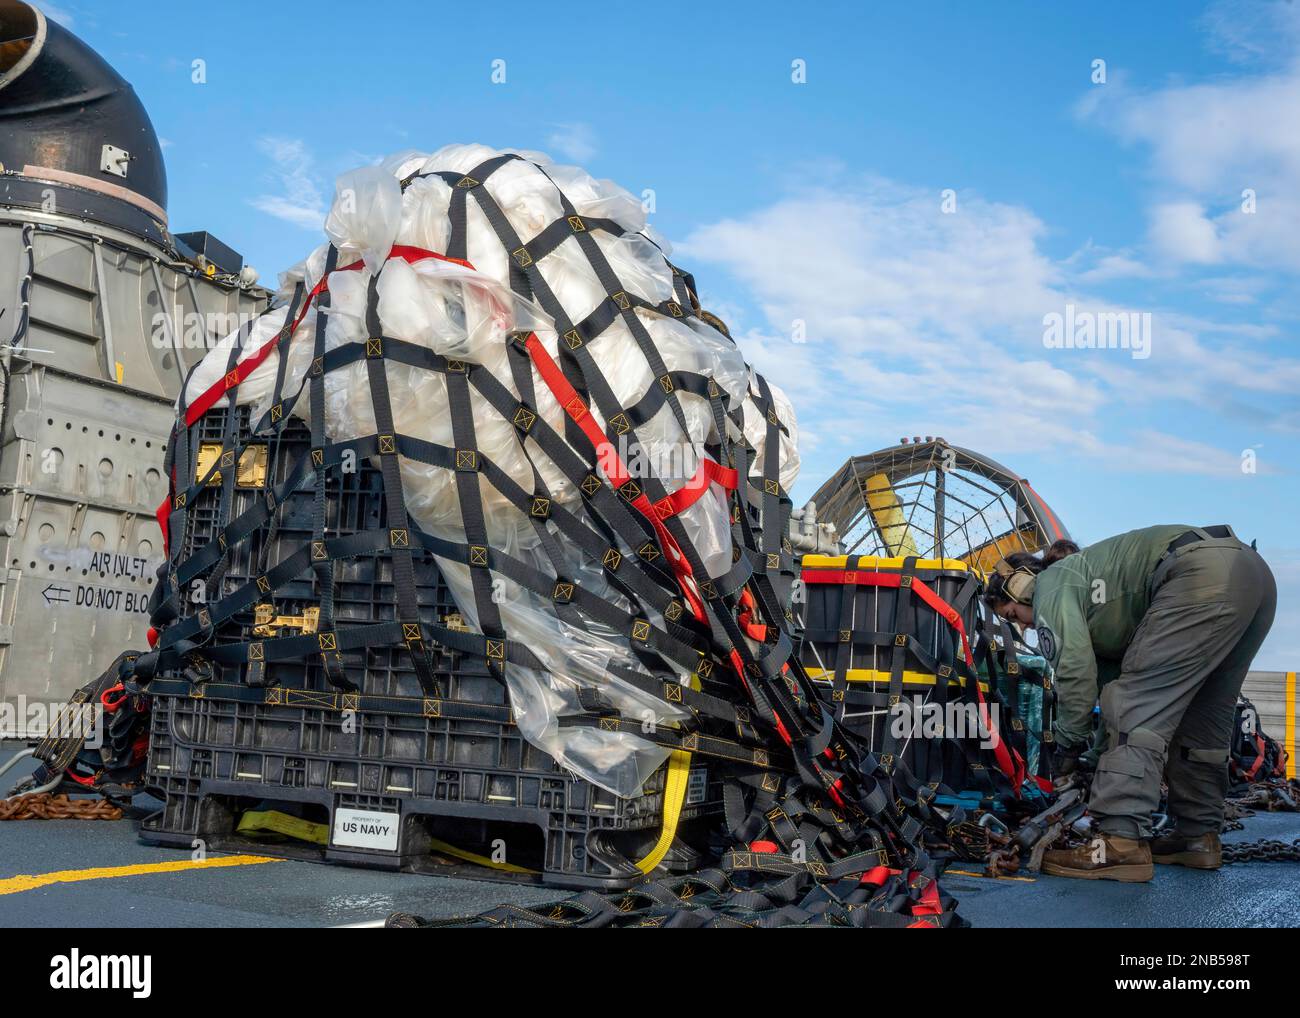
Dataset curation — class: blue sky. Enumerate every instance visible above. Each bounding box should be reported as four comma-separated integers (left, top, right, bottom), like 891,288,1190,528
42,0,1298,667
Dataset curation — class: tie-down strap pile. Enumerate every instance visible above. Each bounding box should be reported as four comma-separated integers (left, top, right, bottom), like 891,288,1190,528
131,152,956,911
387,846,962,928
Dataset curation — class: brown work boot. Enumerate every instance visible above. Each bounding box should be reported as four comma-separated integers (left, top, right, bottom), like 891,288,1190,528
1041,833,1154,882
1150,830,1222,870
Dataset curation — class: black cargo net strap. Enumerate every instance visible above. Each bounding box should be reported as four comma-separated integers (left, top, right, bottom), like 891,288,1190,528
436,158,840,780
254,282,307,577
829,554,862,716
882,556,919,770
358,276,441,697
798,560,1026,799
975,612,1056,778
305,250,355,691
204,314,258,598
138,153,960,915
388,847,960,929
243,282,308,686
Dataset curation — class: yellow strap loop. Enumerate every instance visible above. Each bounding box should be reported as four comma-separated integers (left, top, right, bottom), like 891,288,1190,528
236,809,328,845
632,669,701,875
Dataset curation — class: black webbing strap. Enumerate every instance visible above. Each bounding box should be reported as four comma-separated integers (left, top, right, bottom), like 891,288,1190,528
829,554,861,722
361,277,439,696
254,282,307,580
881,556,919,770
753,374,789,570
202,316,259,605
159,355,207,620
304,247,353,691
440,343,508,682
141,154,952,897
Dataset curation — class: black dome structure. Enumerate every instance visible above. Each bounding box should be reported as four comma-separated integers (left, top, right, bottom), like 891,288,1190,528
0,0,168,242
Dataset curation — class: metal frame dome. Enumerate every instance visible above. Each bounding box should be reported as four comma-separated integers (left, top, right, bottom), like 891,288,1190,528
807,438,1069,570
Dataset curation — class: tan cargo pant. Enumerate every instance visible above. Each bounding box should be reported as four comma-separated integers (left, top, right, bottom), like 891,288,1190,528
1090,540,1277,839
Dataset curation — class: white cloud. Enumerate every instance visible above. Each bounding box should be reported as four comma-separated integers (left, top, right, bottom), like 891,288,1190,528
1200,0,1300,66
1075,252,1159,284
546,123,598,164
1081,5,1300,270
1148,202,1221,264
680,178,1300,486
1198,276,1261,304
248,137,326,231
1101,430,1263,477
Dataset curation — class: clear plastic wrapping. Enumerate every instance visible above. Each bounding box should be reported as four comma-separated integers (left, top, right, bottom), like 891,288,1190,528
185,145,799,796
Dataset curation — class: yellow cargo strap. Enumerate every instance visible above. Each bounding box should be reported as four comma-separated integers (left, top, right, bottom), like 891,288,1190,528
863,473,919,559
427,837,538,875
631,670,701,875
632,750,691,875
1286,671,1296,780
801,554,972,573
233,745,692,878
236,809,542,874
805,666,989,693
236,809,328,845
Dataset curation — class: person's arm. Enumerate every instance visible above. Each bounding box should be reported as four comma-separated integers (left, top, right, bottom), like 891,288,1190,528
1036,587,1098,750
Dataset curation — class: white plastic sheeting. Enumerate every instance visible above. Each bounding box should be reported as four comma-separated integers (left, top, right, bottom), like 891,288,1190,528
184,145,799,795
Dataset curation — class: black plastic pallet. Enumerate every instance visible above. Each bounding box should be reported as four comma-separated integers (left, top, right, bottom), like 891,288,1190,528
143,404,724,889
141,684,721,888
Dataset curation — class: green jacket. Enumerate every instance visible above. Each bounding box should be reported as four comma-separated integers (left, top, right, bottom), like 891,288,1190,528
1031,525,1191,746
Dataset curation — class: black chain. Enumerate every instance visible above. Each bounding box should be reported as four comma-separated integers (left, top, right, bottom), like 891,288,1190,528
1222,837,1300,864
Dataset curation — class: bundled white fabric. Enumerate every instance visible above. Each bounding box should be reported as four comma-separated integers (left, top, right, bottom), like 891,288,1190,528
185,144,799,795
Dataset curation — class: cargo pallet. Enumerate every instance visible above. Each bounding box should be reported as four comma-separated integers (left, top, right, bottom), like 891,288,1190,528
141,407,723,889
796,554,1045,797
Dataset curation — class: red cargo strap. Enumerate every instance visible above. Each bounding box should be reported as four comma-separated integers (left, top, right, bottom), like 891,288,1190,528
651,458,738,520
1024,483,1063,541
158,247,474,549
181,245,472,429
859,867,942,923
1247,735,1268,780
737,588,771,642
161,243,731,628
802,567,1033,795
100,682,127,713
523,330,732,624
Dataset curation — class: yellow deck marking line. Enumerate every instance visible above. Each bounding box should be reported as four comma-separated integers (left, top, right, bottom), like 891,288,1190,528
1286,672,1296,780
0,854,280,896
945,869,1036,883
